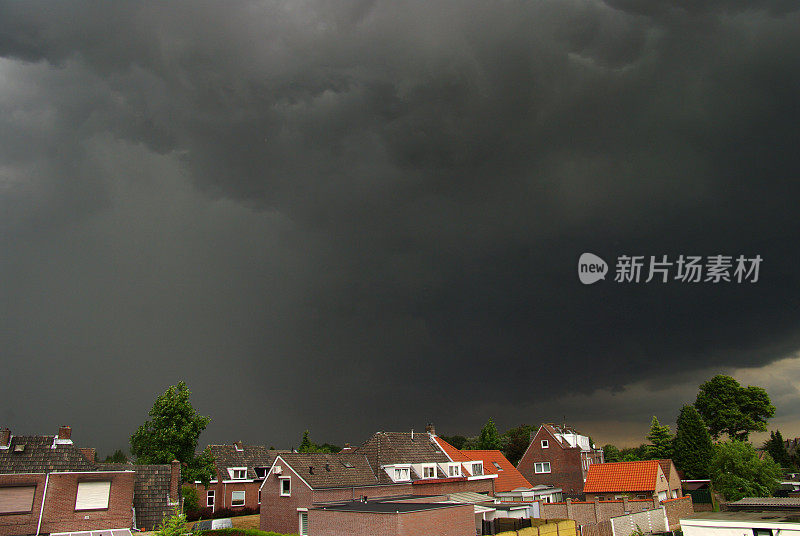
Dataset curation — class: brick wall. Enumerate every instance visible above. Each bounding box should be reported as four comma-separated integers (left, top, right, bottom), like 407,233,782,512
540,497,661,527
194,481,262,511
308,504,475,536
0,472,135,536
662,495,693,530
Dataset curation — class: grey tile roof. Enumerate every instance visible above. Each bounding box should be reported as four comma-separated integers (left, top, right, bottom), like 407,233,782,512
207,444,280,480
102,463,175,531
355,432,450,483
276,453,379,489
0,435,97,474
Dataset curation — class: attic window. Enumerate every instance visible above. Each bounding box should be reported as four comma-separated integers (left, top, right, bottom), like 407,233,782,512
342,462,354,468
13,445,25,453
422,465,436,478
492,462,503,471
471,462,483,476
325,463,331,472
254,467,267,479
541,440,549,449
447,464,460,477
309,466,314,475
230,468,247,479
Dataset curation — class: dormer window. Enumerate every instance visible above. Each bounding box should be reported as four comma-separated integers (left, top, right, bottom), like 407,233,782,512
447,464,461,477
471,462,483,476
229,467,247,479
254,467,268,479
385,464,411,482
394,467,410,481
422,465,436,479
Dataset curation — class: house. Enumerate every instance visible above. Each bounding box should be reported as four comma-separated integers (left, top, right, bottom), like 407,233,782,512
516,424,604,498
681,511,800,535
656,459,682,499
191,441,281,513
259,427,498,536
0,426,136,536
583,460,681,501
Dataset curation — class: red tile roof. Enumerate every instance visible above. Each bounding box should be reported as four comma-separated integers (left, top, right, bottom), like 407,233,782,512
583,460,661,493
462,450,533,492
433,437,472,463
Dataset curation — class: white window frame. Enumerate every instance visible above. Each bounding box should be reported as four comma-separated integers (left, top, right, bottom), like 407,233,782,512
229,467,247,480
206,489,215,507
447,463,461,477
280,477,291,496
231,490,245,507
541,440,549,448
298,511,308,536
75,481,111,511
422,464,437,479
471,462,483,476
534,462,551,474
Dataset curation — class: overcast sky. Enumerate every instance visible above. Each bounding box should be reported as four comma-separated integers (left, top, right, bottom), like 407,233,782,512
1,1,800,455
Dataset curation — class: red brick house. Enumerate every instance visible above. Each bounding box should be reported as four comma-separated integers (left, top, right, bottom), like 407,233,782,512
191,442,281,513
259,429,497,535
583,460,682,501
0,427,136,536
516,424,604,498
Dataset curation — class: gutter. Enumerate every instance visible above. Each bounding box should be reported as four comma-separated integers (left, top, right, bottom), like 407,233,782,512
36,472,51,535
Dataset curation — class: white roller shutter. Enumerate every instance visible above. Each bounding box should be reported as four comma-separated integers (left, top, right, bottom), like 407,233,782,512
75,481,111,510
0,486,36,513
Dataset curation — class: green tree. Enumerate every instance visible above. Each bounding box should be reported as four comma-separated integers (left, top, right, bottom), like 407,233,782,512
620,444,649,461
474,419,503,450
298,430,339,453
130,381,215,486
695,375,775,441
672,405,713,479
502,425,535,466
155,509,187,536
440,435,467,450
647,416,673,460
709,440,781,501
764,430,792,468
181,486,199,513
104,449,128,463
603,444,621,463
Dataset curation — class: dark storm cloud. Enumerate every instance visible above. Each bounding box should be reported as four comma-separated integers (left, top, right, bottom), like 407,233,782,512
1,0,799,450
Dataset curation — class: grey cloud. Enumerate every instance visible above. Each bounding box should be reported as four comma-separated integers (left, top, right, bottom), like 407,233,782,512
0,1,799,450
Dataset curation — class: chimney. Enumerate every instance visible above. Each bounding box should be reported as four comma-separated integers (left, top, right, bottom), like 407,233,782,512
79,448,96,462
0,429,10,448
58,426,71,440
341,443,352,452
170,460,181,502
425,423,436,437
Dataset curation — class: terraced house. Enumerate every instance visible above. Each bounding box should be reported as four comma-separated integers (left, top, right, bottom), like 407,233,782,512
191,442,282,513
0,426,179,536
259,427,497,536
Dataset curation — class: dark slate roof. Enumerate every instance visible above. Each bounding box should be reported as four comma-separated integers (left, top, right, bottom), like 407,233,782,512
355,432,450,483
277,453,379,489
0,435,97,474
207,444,280,480
102,463,175,531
